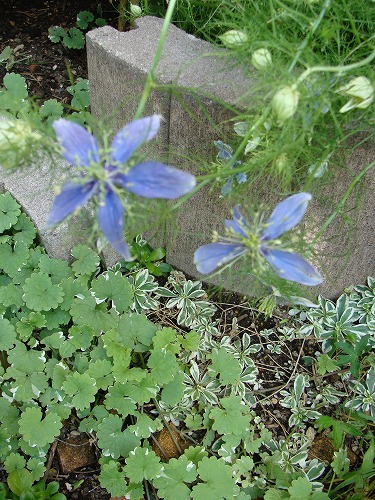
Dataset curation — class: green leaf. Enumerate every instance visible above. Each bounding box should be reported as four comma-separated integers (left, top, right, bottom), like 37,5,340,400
331,448,350,477
288,477,313,499
91,271,133,313
23,272,64,311
99,461,127,498
0,241,29,277
38,255,73,283
264,489,289,500
19,407,62,448
62,372,97,410
4,453,26,473
210,395,250,436
7,468,33,496
316,354,337,375
76,10,94,29
153,455,197,500
70,293,116,335
0,46,11,62
104,384,137,416
97,414,141,459
178,330,200,352
86,359,114,390
148,349,178,385
191,456,239,500
122,374,158,404
39,99,64,125
12,213,37,246
128,414,163,439
153,327,180,353
124,448,162,483
5,342,48,402
63,28,85,49
3,73,28,100
0,317,16,350
161,370,185,406
209,348,242,385
48,26,67,43
0,192,21,232
71,244,100,276
67,78,90,110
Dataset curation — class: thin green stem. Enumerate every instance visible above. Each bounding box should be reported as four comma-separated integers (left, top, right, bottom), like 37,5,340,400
311,161,374,246
294,49,375,88
288,0,331,73
134,0,177,119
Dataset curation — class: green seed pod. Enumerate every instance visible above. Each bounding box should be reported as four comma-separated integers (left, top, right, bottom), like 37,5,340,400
272,86,300,126
219,30,248,48
251,48,272,70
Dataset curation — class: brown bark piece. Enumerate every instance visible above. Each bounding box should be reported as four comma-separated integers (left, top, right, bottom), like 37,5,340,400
57,434,97,474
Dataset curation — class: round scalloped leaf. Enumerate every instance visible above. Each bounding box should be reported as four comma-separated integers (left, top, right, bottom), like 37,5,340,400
71,244,100,276
0,241,29,277
124,448,162,483
12,213,37,246
0,317,16,350
91,272,133,313
0,192,21,232
97,414,141,459
191,456,239,500
62,372,97,410
19,407,62,448
98,461,127,498
23,272,64,311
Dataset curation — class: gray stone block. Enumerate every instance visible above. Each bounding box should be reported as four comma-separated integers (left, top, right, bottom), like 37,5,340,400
78,19,375,295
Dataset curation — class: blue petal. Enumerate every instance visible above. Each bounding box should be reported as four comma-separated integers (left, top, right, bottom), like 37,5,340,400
261,193,312,241
97,188,133,260
53,119,100,167
194,242,247,274
225,205,248,237
110,115,161,164
261,247,323,286
122,162,196,199
47,181,99,226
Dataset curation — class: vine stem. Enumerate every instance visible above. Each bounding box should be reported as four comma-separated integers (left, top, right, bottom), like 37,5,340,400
293,49,375,88
133,0,178,119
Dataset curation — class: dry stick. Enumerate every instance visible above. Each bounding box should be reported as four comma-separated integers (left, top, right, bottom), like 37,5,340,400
43,440,58,481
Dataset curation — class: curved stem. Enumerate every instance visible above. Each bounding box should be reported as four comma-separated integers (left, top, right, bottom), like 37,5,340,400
293,49,375,88
134,0,178,119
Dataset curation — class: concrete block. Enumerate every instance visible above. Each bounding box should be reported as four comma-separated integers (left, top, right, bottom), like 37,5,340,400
80,19,375,295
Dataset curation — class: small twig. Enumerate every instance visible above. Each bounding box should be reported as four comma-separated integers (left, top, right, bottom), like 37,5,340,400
43,440,58,481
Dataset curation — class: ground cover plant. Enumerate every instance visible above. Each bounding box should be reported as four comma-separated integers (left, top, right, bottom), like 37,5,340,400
0,193,374,499
0,0,374,498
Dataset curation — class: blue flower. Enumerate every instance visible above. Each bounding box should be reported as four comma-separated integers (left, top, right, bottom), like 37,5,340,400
214,140,247,196
194,193,323,286
48,116,196,260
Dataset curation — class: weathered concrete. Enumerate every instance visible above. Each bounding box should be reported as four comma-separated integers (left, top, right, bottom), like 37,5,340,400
86,17,374,297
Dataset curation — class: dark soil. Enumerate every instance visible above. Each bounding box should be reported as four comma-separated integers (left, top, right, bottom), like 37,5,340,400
0,0,118,105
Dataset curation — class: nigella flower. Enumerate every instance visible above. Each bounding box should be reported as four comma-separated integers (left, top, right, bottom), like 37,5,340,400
194,193,323,286
48,116,196,260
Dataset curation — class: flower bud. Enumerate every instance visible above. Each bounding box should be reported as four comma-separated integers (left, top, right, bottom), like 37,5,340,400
0,119,41,170
251,48,272,70
219,30,248,48
338,76,374,113
275,153,288,172
130,4,142,18
272,86,300,126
